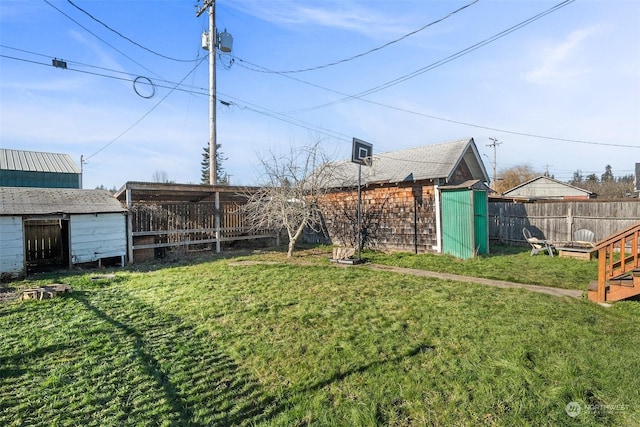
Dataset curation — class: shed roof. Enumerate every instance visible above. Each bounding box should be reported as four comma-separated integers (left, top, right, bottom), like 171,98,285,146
322,138,489,188
114,181,262,204
0,149,80,174
0,187,126,215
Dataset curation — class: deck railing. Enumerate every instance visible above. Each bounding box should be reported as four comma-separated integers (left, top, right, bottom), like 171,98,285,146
594,222,640,302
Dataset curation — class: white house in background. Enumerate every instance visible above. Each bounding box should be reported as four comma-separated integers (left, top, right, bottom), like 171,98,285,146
502,176,594,200
0,187,127,279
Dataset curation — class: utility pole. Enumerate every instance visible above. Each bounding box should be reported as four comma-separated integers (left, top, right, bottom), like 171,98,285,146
487,137,502,189
196,0,217,186
196,1,232,254
79,155,87,189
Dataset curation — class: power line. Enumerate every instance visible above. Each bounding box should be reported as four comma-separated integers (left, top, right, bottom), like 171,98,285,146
241,0,479,74
0,52,210,97
1,44,211,94
66,0,201,63
43,0,163,79
234,57,639,149
4,47,637,150
85,56,208,161
287,0,576,113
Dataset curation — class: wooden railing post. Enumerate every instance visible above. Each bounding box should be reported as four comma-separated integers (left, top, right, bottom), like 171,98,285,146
598,247,607,302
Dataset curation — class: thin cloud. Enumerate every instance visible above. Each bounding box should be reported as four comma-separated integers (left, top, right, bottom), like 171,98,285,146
524,26,600,85
226,0,409,37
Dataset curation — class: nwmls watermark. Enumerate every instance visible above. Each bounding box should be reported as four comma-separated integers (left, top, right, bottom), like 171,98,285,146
565,401,631,418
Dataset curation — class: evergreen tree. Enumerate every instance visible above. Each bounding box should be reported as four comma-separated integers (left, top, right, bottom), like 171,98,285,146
601,164,614,183
200,144,228,185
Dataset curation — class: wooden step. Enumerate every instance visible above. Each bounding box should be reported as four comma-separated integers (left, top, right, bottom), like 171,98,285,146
607,283,640,302
588,279,640,302
610,278,635,287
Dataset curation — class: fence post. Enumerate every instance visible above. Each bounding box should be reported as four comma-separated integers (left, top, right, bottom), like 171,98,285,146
498,206,505,243
566,205,573,241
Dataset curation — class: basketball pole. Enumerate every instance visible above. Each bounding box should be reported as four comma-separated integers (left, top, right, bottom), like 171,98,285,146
357,162,362,261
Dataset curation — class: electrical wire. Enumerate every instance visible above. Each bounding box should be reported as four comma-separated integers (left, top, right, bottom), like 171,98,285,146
1,44,211,94
243,0,479,74
43,0,164,79
233,58,640,149
0,53,210,97
84,56,208,161
3,49,637,150
287,0,576,113
66,0,201,63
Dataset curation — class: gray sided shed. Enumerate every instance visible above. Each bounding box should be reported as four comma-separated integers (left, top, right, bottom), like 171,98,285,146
0,187,126,279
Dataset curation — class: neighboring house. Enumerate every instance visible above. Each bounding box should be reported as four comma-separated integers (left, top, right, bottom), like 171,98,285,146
502,176,594,200
315,137,491,256
0,187,127,279
0,148,81,188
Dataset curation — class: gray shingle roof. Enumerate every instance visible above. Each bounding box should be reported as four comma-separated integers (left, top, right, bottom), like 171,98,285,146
0,187,126,215
323,138,487,187
0,149,80,174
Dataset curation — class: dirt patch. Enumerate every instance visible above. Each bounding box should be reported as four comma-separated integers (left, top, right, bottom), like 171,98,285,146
367,264,584,299
228,261,282,267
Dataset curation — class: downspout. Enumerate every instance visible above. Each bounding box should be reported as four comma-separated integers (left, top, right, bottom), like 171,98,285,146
433,179,442,253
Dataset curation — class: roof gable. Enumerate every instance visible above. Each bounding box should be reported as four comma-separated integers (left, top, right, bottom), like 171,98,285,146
502,176,593,198
0,187,126,215
323,138,490,188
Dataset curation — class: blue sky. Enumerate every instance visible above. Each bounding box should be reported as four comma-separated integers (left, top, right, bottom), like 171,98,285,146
1,0,639,189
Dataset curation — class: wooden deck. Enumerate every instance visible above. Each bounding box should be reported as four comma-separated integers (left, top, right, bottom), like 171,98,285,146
588,222,640,303
555,242,597,260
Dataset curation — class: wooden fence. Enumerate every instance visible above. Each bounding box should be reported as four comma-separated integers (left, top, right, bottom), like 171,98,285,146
489,199,640,245
129,201,277,262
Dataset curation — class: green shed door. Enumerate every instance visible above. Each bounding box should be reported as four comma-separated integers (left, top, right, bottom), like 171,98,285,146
441,189,474,259
473,190,489,255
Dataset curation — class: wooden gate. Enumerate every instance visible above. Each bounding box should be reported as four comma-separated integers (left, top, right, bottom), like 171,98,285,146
23,219,69,272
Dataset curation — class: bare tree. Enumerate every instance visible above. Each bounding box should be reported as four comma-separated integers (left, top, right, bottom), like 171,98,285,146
322,194,389,252
495,164,540,193
242,143,345,257
152,170,173,183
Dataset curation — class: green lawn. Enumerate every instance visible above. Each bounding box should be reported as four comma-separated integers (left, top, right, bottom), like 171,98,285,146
1,246,638,426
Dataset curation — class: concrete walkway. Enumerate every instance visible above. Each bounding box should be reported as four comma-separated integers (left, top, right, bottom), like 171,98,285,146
367,264,584,299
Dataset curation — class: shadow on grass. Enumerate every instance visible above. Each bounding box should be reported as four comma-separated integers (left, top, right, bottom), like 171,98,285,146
298,342,435,395
70,290,282,426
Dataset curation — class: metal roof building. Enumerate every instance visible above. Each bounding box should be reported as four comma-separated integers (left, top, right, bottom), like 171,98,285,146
0,148,81,188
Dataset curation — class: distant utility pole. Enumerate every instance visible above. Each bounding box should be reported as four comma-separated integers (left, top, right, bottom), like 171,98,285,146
80,155,87,189
487,137,502,189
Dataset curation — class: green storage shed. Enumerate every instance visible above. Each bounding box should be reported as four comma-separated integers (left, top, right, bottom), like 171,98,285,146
440,180,489,259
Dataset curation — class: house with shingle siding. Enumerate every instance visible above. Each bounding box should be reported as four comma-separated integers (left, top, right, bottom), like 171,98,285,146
314,138,491,254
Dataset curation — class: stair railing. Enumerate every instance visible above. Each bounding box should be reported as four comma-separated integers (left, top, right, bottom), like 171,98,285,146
594,222,640,302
